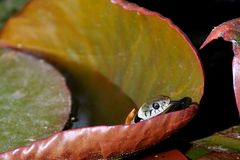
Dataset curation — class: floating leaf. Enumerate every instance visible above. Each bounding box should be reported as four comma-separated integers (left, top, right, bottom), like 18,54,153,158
0,105,197,159
0,0,27,29
198,152,240,160
141,149,188,160
186,125,240,160
0,50,71,153
0,0,204,158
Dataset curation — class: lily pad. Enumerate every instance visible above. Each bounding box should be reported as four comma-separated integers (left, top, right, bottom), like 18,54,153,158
186,125,240,160
0,105,198,159
0,50,71,153
0,0,204,158
0,0,27,29
141,149,188,160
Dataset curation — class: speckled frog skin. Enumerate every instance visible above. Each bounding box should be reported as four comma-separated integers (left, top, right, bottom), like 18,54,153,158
133,96,192,123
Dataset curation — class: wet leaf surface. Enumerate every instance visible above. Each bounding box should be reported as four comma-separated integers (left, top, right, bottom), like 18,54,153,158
0,50,71,153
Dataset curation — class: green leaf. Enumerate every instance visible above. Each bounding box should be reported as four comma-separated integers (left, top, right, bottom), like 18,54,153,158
0,50,71,153
186,125,240,159
0,0,28,29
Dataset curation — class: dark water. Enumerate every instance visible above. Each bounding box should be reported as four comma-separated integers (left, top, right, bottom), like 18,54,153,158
61,65,135,129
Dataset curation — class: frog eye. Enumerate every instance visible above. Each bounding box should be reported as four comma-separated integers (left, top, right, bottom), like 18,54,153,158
152,103,160,109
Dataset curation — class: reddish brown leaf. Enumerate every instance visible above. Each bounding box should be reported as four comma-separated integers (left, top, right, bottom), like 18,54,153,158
198,152,240,160
0,105,197,159
141,149,187,160
202,18,240,115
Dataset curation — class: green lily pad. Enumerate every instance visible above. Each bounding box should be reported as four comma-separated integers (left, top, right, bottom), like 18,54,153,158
186,125,240,159
0,0,27,29
0,50,71,153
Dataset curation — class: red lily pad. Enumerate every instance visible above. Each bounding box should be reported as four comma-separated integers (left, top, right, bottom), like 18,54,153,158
0,105,197,159
0,50,71,153
201,18,240,115
141,149,188,160
0,0,204,158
